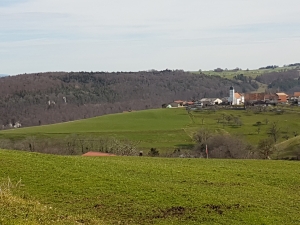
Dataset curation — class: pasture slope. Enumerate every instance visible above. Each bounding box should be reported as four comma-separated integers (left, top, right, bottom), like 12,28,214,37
0,108,194,152
1,149,300,225
1,107,300,157
197,65,299,79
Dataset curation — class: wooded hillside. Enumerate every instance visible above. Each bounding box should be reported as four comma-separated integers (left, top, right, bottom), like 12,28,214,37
0,70,256,127
255,69,300,92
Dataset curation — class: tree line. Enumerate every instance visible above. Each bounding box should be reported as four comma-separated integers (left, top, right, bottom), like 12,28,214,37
0,70,256,128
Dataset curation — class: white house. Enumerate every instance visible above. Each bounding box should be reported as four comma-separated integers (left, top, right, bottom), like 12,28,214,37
200,98,222,105
14,121,22,128
234,93,245,105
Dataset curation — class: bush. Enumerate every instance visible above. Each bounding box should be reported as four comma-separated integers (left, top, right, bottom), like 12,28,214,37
148,148,159,157
0,136,139,156
193,131,256,159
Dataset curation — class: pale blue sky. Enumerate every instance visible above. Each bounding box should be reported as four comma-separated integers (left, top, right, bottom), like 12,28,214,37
1,0,300,75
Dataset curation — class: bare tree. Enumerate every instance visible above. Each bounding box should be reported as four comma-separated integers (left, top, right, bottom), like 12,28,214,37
206,134,253,159
193,128,212,144
193,131,254,159
257,138,275,159
268,122,281,143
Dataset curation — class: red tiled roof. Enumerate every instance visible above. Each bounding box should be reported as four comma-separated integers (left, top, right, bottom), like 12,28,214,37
234,93,241,98
276,92,288,96
174,100,183,103
294,92,300,97
82,151,116,157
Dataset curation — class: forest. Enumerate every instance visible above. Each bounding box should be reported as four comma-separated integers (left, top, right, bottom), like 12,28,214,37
0,70,258,128
1,68,299,128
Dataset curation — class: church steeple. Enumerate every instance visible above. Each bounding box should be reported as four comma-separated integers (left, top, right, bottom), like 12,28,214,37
229,86,235,105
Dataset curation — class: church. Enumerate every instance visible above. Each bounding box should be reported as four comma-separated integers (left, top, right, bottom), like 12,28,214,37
228,86,244,105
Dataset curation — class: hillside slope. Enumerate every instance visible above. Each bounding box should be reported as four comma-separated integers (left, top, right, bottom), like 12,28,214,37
2,107,300,158
0,70,256,128
200,65,300,94
0,108,195,154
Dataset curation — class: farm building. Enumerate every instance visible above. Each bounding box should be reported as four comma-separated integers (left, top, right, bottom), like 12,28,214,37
245,93,277,103
166,102,179,108
200,98,222,106
293,92,300,98
173,100,184,107
276,93,289,103
167,100,185,108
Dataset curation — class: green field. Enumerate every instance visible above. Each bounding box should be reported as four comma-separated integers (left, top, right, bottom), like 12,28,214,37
194,66,299,79
1,107,300,157
1,150,299,225
192,66,299,93
0,109,194,153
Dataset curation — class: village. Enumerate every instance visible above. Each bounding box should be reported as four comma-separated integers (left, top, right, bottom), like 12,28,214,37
166,86,300,109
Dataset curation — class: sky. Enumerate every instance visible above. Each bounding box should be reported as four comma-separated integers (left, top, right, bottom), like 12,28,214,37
1,0,300,75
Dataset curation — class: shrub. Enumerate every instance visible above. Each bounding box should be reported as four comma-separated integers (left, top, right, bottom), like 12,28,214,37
193,130,255,159
148,148,159,157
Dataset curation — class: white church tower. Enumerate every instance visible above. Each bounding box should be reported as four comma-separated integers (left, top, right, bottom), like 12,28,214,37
229,86,235,105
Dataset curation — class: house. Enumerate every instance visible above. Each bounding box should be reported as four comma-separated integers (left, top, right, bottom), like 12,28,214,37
173,100,184,107
183,101,195,106
200,98,222,106
167,100,185,108
234,93,245,105
294,92,300,98
244,93,266,102
244,93,277,103
167,103,177,108
276,93,289,103
194,101,203,108
264,93,277,102
14,121,21,128
290,92,300,106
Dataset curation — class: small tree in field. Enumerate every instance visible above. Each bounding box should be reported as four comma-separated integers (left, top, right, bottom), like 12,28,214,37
148,148,159,157
257,138,275,159
268,122,280,143
194,132,255,159
193,127,212,144
255,121,262,134
264,118,269,125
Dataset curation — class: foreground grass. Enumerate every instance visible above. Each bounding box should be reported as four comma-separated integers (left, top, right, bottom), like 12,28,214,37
0,150,299,224
0,178,103,225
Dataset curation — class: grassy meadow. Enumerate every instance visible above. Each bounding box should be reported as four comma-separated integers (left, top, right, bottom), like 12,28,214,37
195,66,299,79
1,149,300,225
1,107,300,157
192,66,300,93
0,109,193,152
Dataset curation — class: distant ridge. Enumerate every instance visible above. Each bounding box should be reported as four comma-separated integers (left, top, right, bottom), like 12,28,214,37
0,70,256,127
0,74,9,77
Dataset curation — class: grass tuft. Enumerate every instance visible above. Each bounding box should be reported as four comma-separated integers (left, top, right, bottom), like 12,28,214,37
0,177,104,225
